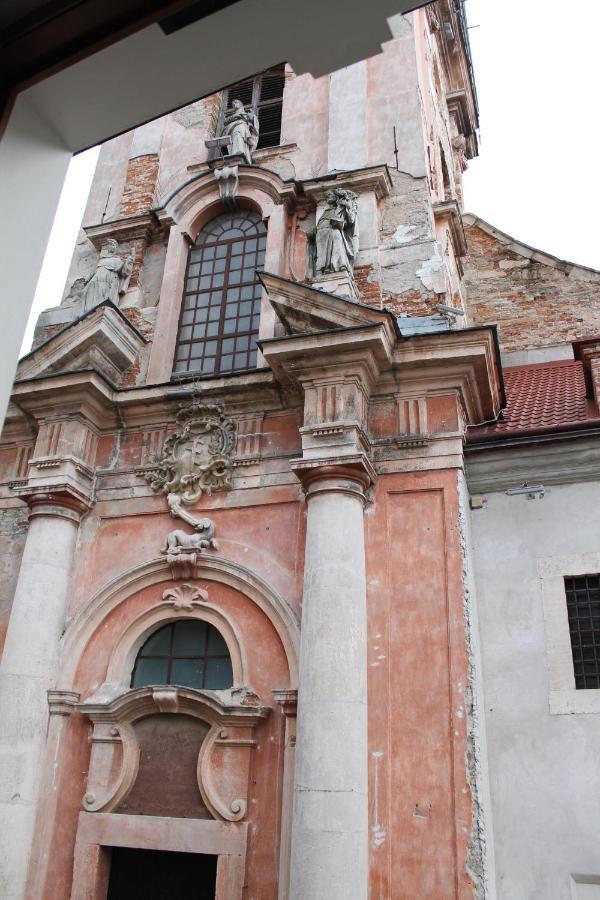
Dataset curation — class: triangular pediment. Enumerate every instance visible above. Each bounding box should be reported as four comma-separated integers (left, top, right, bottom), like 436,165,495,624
17,301,146,383
258,271,397,337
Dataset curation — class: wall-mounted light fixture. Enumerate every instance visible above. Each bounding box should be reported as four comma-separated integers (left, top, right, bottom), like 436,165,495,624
505,483,545,499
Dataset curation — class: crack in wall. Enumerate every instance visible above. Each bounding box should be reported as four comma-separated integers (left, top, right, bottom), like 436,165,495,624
457,470,493,899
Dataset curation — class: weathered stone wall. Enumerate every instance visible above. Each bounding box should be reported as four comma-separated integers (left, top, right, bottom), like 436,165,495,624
463,217,600,353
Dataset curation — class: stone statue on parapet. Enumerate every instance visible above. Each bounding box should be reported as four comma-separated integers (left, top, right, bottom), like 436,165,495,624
81,239,134,312
220,100,259,165
314,189,359,275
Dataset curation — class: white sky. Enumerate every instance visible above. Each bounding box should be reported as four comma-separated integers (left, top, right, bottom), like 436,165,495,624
20,0,600,355
462,0,600,269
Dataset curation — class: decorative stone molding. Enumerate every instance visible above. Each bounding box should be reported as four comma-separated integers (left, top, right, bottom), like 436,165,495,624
84,214,157,249
47,690,80,716
260,301,392,464
272,688,298,718
153,165,298,228
433,199,467,258
15,483,92,522
291,456,375,503
258,271,398,338
16,301,146,384
145,401,235,499
57,555,299,690
302,164,392,203
161,582,209,610
213,162,240,209
78,686,270,818
144,401,235,530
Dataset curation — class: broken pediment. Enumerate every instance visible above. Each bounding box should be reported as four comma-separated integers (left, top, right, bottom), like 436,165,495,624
258,271,398,338
16,301,146,384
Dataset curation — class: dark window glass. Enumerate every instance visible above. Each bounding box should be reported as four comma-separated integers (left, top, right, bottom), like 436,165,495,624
219,64,285,151
173,210,266,377
565,574,600,689
131,620,233,690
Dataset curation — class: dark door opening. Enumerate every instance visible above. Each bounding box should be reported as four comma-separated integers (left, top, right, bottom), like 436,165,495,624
107,847,217,899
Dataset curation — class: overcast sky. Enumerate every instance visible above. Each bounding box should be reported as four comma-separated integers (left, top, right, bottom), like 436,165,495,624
20,0,600,354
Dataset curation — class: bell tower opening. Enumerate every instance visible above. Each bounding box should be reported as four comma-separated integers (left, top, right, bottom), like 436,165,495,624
107,847,217,899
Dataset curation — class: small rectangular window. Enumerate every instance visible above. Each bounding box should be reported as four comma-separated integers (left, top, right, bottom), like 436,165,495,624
565,574,600,689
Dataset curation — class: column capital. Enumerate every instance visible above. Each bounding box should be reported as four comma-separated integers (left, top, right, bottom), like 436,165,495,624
291,453,375,502
16,482,92,523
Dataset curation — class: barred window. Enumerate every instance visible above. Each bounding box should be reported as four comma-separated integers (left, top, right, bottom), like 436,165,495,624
220,64,286,150
173,210,266,377
131,620,233,691
565,574,600,689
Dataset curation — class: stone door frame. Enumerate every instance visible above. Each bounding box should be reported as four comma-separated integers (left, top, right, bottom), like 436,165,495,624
71,812,248,899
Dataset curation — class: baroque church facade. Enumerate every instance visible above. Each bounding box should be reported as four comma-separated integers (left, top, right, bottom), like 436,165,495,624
1,2,600,898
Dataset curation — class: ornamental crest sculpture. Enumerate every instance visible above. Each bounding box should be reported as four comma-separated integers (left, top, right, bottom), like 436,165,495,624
145,402,236,522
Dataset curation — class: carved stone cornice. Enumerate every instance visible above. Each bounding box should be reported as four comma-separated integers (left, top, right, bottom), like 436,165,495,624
47,690,81,716
272,689,298,717
433,199,467,258
79,684,270,727
15,482,92,521
302,164,392,202
83,214,157,249
16,302,146,386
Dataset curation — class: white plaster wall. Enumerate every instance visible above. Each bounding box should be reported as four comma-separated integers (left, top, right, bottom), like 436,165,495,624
470,482,600,899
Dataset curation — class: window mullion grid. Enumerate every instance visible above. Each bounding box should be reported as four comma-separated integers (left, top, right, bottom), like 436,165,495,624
166,623,176,685
214,242,233,375
201,624,210,689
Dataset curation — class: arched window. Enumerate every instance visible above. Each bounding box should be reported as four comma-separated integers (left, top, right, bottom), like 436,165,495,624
173,210,267,377
131,620,233,690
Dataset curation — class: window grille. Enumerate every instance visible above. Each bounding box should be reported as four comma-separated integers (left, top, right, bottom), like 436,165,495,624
131,620,233,690
220,64,286,150
173,209,266,377
564,574,600,689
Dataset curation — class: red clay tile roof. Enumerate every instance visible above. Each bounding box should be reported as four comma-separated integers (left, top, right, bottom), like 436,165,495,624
468,359,600,441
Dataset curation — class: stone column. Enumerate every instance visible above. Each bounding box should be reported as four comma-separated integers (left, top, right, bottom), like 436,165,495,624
289,463,370,900
0,487,88,900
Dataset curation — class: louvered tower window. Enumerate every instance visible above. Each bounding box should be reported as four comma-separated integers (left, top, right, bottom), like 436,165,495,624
565,574,600,689
219,64,286,150
173,210,266,377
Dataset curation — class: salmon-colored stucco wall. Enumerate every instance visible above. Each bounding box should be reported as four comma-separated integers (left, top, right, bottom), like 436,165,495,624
366,469,473,898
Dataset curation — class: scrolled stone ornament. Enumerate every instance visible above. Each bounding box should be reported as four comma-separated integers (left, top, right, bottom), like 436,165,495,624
145,402,236,527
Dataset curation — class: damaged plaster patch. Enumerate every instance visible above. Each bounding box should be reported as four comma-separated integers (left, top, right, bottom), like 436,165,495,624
457,472,491,899
392,224,421,245
416,243,446,293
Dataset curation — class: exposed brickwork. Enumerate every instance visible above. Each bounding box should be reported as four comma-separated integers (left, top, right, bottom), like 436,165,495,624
354,266,383,307
120,307,154,340
382,288,439,318
464,222,600,353
120,154,160,217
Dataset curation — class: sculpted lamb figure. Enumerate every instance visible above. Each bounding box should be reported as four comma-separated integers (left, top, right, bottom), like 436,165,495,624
162,518,218,554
